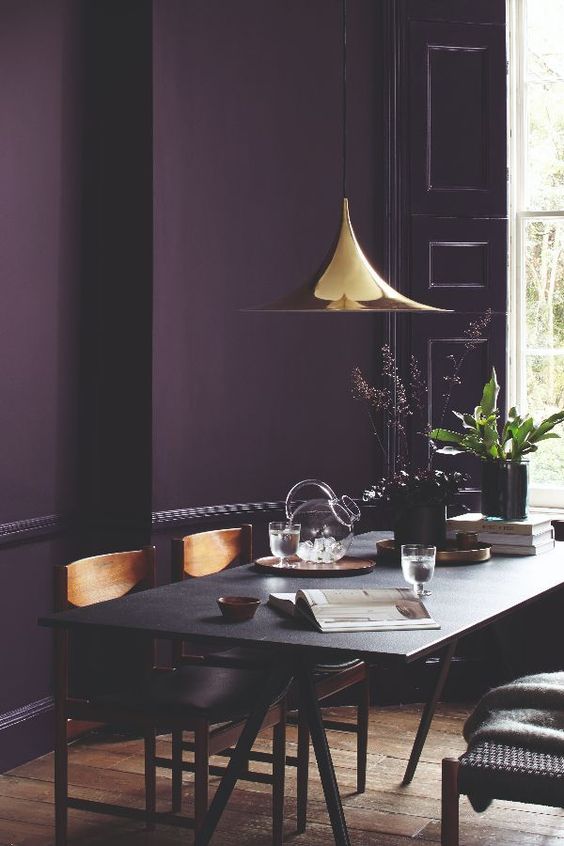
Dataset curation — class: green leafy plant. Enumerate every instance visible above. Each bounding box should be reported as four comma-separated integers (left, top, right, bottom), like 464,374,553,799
429,368,564,461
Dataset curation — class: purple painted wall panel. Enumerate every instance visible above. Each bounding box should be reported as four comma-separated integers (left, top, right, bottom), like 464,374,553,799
0,0,80,522
152,0,384,510
0,0,81,770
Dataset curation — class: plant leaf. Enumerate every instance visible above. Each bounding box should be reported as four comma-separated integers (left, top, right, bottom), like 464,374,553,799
434,445,466,455
429,428,465,445
513,416,534,446
453,411,478,430
529,410,564,441
479,368,500,417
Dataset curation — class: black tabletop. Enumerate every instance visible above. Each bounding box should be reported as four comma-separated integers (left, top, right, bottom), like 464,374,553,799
39,533,564,664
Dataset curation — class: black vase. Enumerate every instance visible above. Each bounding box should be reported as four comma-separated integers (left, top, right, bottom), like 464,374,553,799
394,504,447,548
481,460,528,521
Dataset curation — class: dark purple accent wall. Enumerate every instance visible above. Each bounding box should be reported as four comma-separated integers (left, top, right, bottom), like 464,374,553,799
0,0,81,769
0,0,80,522
152,0,385,513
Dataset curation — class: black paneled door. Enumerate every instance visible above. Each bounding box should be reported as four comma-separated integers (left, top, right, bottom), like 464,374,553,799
409,21,507,218
392,0,507,496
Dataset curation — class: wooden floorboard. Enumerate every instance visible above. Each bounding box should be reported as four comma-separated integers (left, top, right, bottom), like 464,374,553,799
1,703,564,845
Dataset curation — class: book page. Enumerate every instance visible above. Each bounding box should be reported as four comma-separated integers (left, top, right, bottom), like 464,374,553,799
297,588,431,622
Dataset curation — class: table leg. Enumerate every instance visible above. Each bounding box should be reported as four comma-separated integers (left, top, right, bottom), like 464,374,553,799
295,659,351,846
402,639,458,786
193,663,292,846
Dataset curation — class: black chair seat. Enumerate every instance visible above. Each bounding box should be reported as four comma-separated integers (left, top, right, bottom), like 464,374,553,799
205,645,272,668
97,664,288,723
313,658,364,674
210,645,362,674
459,741,564,809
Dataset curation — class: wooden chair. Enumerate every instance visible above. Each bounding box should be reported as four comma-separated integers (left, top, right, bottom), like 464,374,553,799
54,547,288,846
442,743,564,846
168,525,370,833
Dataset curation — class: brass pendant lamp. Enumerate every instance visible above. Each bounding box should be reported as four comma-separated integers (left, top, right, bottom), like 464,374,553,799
250,0,448,313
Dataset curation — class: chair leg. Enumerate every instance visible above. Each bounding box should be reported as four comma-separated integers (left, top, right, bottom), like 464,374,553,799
171,729,183,813
272,708,286,846
144,728,157,831
194,720,210,834
441,758,460,846
296,709,309,834
356,674,370,794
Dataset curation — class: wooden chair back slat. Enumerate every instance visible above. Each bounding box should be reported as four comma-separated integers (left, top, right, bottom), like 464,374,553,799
57,548,155,609
172,525,252,580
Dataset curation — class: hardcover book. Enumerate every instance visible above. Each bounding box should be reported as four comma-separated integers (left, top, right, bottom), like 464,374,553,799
447,512,553,536
446,528,555,547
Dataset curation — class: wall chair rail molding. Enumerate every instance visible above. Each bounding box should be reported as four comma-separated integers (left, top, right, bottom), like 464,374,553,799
0,514,70,548
0,696,53,733
152,501,286,532
0,696,54,773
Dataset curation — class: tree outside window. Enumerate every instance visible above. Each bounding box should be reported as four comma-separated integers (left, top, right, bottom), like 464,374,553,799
513,0,564,494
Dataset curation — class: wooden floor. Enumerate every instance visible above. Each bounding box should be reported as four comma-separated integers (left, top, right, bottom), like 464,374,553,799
2,702,564,845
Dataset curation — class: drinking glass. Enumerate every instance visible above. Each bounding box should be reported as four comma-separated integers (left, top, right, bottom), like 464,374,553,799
269,521,301,566
401,544,436,597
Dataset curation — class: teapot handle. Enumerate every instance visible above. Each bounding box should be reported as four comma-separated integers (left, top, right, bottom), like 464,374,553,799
341,495,361,523
285,478,338,522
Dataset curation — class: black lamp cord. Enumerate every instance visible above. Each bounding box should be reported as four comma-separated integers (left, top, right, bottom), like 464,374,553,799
342,0,348,198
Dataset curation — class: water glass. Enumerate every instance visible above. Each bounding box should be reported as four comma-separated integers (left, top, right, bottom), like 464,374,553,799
268,522,301,565
401,544,436,597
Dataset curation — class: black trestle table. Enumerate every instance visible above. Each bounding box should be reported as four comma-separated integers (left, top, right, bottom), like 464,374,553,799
39,532,564,845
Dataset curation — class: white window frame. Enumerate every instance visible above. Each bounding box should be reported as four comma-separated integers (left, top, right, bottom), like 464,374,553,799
508,0,564,509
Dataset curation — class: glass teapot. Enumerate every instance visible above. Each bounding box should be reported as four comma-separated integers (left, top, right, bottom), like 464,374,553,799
285,479,361,563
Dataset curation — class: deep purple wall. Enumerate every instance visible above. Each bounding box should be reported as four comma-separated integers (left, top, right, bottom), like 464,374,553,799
0,0,80,521
0,0,81,769
152,0,385,512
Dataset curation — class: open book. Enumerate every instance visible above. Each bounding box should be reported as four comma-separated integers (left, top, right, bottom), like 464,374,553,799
268,588,439,633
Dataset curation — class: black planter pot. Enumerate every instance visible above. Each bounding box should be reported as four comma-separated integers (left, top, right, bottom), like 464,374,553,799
394,504,447,548
481,460,528,521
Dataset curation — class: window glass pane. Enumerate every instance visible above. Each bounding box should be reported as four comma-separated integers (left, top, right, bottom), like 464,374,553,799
524,218,564,484
526,356,564,483
525,0,564,210
526,82,564,210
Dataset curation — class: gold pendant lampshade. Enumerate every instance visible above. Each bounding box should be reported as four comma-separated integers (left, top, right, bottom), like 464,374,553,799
249,0,448,314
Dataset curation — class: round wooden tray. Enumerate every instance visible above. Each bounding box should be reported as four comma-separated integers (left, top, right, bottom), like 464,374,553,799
376,539,491,565
253,556,376,577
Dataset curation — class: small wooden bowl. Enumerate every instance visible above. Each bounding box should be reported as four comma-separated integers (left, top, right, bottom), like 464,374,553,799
217,596,261,622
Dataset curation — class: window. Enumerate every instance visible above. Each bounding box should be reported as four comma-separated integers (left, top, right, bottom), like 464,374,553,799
510,0,564,506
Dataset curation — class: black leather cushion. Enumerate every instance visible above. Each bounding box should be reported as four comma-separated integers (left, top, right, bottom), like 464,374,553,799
96,664,288,724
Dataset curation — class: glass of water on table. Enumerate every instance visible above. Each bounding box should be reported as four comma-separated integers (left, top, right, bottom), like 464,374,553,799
269,522,301,566
401,544,436,597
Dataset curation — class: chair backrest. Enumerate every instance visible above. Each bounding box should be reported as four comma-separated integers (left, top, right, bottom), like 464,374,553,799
56,547,156,610
171,525,252,581
55,547,156,698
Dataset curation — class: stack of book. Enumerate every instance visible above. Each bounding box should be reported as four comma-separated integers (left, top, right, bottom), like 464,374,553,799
446,512,555,556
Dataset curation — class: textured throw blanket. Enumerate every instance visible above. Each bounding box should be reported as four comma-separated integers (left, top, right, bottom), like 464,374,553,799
462,672,564,812
464,672,564,753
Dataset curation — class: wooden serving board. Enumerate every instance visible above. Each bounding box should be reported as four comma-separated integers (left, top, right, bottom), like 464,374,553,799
376,539,491,565
253,556,376,577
